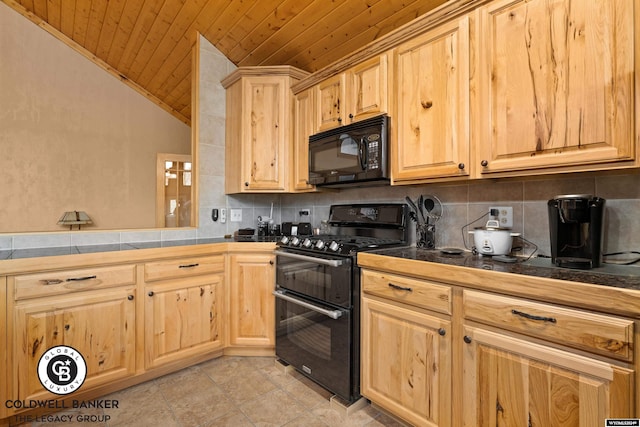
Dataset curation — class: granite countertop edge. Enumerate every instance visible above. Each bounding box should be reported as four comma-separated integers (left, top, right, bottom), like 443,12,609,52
359,247,640,291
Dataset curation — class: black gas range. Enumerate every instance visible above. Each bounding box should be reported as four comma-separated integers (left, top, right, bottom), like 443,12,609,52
277,203,409,256
273,203,408,403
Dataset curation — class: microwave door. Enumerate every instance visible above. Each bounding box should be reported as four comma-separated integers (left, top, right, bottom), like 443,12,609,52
309,135,361,182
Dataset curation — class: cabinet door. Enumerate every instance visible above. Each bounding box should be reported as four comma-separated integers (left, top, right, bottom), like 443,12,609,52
393,17,471,183
228,254,275,348
346,54,389,123
13,288,136,401
145,275,223,368
315,73,346,131
362,297,451,427
462,326,634,426
292,88,315,191
477,0,635,175
242,76,288,191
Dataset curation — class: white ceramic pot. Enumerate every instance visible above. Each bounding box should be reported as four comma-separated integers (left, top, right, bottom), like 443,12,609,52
468,220,521,256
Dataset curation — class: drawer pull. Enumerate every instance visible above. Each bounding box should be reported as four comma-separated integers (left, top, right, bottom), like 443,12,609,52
438,328,446,336
511,309,557,323
388,283,412,292
66,275,97,282
178,263,199,269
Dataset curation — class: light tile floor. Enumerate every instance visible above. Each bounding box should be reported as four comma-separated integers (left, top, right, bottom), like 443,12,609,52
18,356,406,427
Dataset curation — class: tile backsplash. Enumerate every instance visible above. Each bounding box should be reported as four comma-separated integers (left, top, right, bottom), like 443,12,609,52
225,171,640,258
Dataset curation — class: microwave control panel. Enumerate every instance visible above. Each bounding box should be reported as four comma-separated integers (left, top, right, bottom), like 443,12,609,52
366,133,381,170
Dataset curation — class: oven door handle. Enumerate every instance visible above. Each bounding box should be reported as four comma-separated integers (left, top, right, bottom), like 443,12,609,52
276,251,344,267
273,290,344,320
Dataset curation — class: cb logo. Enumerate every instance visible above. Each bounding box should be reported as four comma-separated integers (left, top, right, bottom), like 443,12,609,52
37,345,87,395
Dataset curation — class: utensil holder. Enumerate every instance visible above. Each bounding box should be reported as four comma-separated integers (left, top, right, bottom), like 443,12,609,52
416,223,435,249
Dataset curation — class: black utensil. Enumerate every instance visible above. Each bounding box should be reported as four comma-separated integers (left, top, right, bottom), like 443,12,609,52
417,195,426,223
405,196,422,223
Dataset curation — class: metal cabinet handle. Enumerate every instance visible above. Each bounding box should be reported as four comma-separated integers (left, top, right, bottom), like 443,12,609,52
481,160,489,167
458,163,465,170
178,263,199,269
148,291,154,297
511,309,557,323
388,283,412,292
66,275,97,282
438,328,446,336
463,335,472,344
273,290,343,320
127,295,134,301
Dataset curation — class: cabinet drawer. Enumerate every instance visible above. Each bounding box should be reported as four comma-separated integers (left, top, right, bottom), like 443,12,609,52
362,269,451,315
144,255,224,282
14,264,136,300
463,290,634,362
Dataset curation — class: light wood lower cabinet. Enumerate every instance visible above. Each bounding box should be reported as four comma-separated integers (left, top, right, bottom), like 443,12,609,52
361,263,637,426
144,274,224,369
361,270,452,426
462,326,634,426
362,297,452,427
2,243,279,423
227,253,275,350
143,254,226,368
12,286,136,402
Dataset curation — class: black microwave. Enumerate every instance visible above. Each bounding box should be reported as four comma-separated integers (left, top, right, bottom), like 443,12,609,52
308,114,389,188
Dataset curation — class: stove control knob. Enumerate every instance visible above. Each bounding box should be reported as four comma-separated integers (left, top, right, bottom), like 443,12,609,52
280,236,290,245
302,238,313,248
329,241,340,252
290,237,300,246
315,240,326,250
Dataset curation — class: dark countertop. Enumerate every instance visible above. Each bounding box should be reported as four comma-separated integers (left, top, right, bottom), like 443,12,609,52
0,236,280,261
362,247,640,291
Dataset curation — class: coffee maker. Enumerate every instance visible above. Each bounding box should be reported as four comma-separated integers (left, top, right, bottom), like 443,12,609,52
548,195,605,269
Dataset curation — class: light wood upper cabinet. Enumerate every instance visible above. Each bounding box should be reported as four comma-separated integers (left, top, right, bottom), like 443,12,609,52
228,253,275,350
345,54,390,123
292,87,315,191
314,53,390,132
476,0,636,176
392,16,471,184
222,66,308,193
315,73,346,132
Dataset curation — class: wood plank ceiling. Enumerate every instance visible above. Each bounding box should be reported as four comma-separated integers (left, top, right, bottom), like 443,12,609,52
4,0,447,125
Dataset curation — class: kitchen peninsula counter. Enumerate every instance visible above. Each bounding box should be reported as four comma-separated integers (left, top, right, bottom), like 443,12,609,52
0,237,277,275
358,248,640,318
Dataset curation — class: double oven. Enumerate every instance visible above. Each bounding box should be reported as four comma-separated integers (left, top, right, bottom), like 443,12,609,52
274,204,408,402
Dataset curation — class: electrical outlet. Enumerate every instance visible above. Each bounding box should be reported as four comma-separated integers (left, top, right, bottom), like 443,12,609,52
220,208,226,223
230,208,242,222
299,209,310,216
490,206,513,228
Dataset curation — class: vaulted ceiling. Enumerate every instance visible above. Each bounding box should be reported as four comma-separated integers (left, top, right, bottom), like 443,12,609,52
4,0,447,124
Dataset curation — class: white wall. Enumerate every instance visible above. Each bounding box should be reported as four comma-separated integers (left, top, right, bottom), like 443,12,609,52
0,2,191,233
